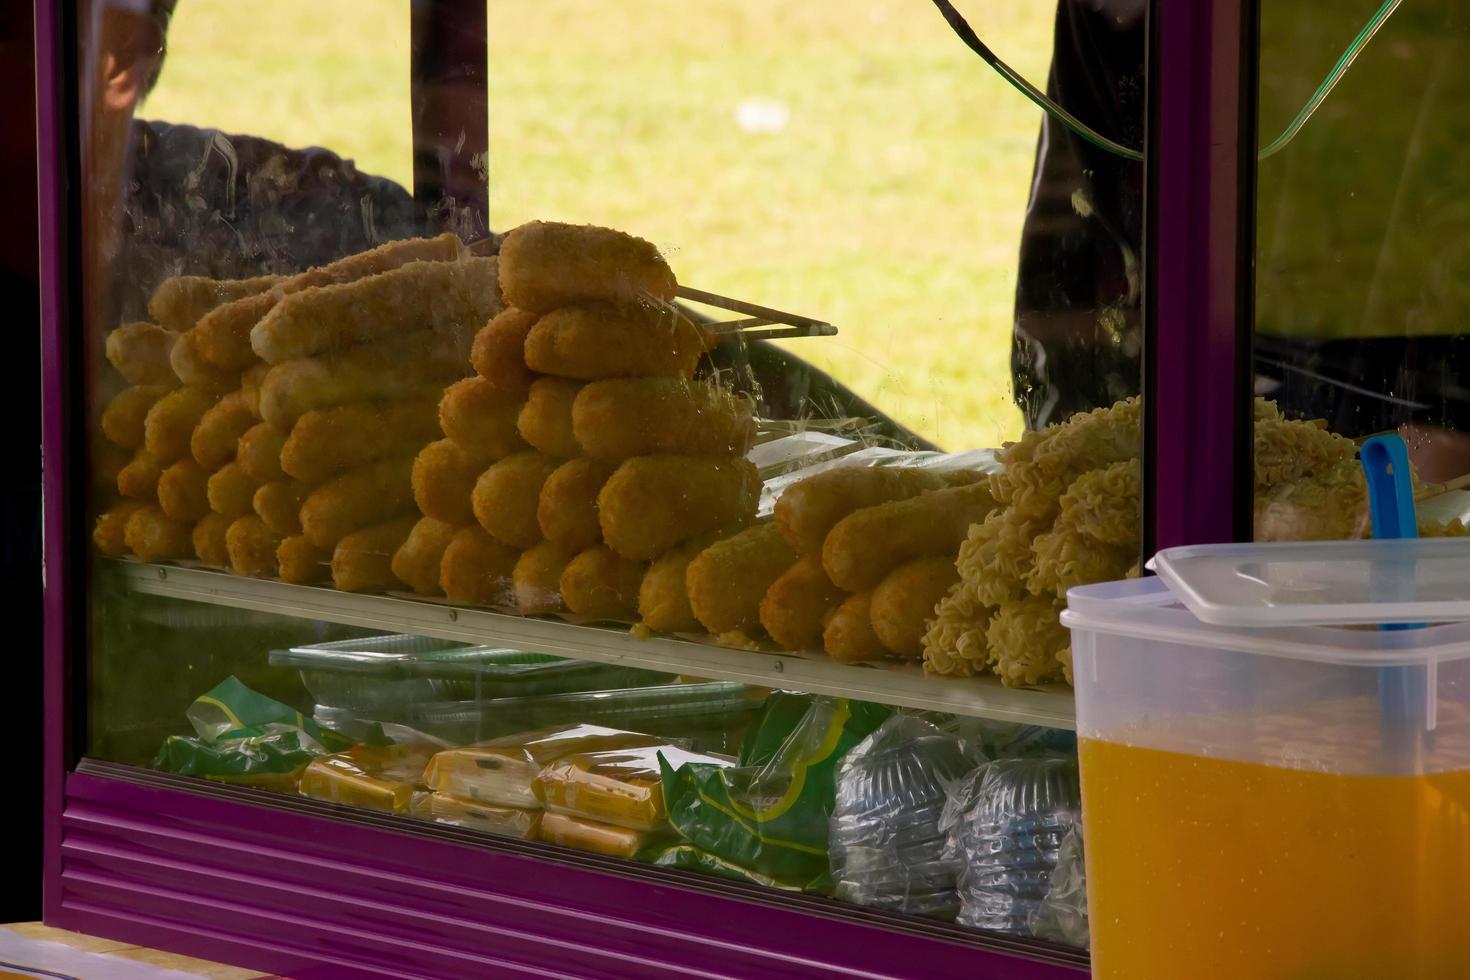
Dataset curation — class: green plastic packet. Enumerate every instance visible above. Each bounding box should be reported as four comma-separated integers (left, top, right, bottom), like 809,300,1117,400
659,694,891,881
153,676,375,786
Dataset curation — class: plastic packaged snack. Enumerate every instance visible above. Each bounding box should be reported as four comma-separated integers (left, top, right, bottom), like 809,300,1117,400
829,715,977,920
427,793,541,839
537,811,657,859
298,741,440,815
422,724,668,809
535,745,734,831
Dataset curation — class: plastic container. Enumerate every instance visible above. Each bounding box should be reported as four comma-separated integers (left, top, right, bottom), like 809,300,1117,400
1063,571,1470,980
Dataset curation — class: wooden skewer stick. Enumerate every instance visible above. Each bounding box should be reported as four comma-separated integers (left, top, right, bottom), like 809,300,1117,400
677,285,832,330
734,324,840,341
1414,472,1470,502
712,317,777,333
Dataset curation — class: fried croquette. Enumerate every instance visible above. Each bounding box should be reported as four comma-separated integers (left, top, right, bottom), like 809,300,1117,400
560,545,644,620
225,515,281,577
277,534,333,584
439,526,518,605
143,386,215,463
252,480,308,536
524,301,708,380
190,391,255,469
390,516,458,596
438,377,527,458
513,540,576,614
157,459,212,522
685,522,796,635
572,378,755,461
823,592,887,663
498,221,676,314
281,390,442,484
106,321,176,385
471,307,537,391
822,482,995,592
206,461,262,518
93,500,148,556
759,556,848,652
299,455,416,548
191,511,233,567
870,556,961,658
412,438,490,526
472,451,561,549
774,465,972,556
598,456,760,560
517,378,582,458
537,457,615,552
332,516,418,593
124,505,194,563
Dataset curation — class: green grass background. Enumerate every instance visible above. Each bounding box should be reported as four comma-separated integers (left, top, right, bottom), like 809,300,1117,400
145,1,1057,449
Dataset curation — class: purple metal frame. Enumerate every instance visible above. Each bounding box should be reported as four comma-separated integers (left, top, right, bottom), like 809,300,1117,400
410,0,490,240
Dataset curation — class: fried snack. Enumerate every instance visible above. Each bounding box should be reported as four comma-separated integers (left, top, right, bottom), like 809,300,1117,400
958,508,1042,607
472,451,561,549
571,378,755,461
599,456,760,560
922,581,991,678
773,466,967,556
1027,518,1136,595
225,515,281,577
560,546,644,620
157,459,212,522
822,482,995,592
280,390,442,484
252,480,308,536
170,329,243,391
870,556,961,658
439,526,518,605
823,592,887,663
143,386,215,463
537,458,615,552
332,516,418,593
148,271,283,331
95,441,132,499
206,461,262,518
236,422,287,483
518,378,582,458
987,596,1070,687
513,540,575,614
117,450,164,499
193,234,466,368
498,221,677,314
759,555,847,652
439,377,527,458
190,391,255,469
124,505,194,562
524,301,709,381
277,534,332,584
106,321,176,385
390,517,458,596
299,455,415,548
93,500,148,556
412,438,490,526
637,532,725,634
471,308,537,391
686,522,797,635
102,385,173,449
257,327,473,428
240,363,270,419
251,257,501,363
191,511,233,567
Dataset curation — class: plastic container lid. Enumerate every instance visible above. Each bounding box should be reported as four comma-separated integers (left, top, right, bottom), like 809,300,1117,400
1149,538,1470,627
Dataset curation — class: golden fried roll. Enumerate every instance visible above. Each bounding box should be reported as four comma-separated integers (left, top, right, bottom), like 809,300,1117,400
277,534,332,584
560,545,644,620
148,272,282,332
95,442,132,499
760,556,848,652
236,422,288,483
499,221,677,314
774,466,969,556
257,327,472,428
822,482,994,592
190,292,275,370
524,302,709,381
823,592,887,663
439,526,518,605
438,377,527,458
252,480,308,536
225,515,281,577
412,438,489,526
471,308,537,391
572,378,755,461
191,512,233,567
250,257,501,363
537,458,614,552
106,321,176,385
390,516,458,596
170,328,243,391
240,363,271,419
206,462,263,518
637,535,714,634
517,378,582,458
123,505,194,563
157,459,212,522
189,391,255,469
513,540,575,614
117,450,164,499
599,456,760,560
281,390,442,484
299,454,416,549
101,385,173,450
686,522,797,635
870,556,961,658
93,500,148,556
143,386,215,463
332,516,418,593
472,451,561,549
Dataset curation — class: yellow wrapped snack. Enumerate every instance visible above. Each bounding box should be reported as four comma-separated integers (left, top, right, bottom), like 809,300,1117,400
299,743,439,815
93,500,148,557
537,811,654,859
106,321,176,385
534,745,731,831
102,384,173,450
428,794,541,838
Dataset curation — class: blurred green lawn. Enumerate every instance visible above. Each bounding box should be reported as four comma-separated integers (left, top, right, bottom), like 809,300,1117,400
146,1,1055,449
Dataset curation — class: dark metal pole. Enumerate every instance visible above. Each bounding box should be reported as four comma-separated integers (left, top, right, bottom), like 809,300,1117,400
410,0,489,240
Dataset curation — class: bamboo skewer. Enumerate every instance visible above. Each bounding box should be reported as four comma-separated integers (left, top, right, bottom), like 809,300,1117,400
1415,472,1470,502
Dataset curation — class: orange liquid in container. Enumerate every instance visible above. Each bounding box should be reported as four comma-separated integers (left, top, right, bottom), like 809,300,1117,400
1080,737,1470,979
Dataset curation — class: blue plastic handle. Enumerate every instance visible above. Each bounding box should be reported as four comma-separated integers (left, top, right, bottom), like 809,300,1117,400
1361,435,1419,545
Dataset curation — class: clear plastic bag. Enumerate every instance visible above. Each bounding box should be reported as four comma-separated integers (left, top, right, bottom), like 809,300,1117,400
1029,824,1089,949
428,793,542,839
535,745,732,831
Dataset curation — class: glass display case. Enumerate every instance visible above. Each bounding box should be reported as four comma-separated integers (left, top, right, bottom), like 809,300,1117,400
41,0,1464,976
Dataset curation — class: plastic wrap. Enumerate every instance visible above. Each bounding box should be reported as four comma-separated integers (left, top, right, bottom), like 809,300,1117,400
422,725,667,809
1029,825,1089,948
298,741,440,815
941,754,1083,936
535,746,734,831
427,793,542,839
538,811,658,859
829,715,978,920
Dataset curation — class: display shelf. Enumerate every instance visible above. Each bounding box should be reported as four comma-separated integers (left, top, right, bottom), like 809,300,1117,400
115,560,1076,730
